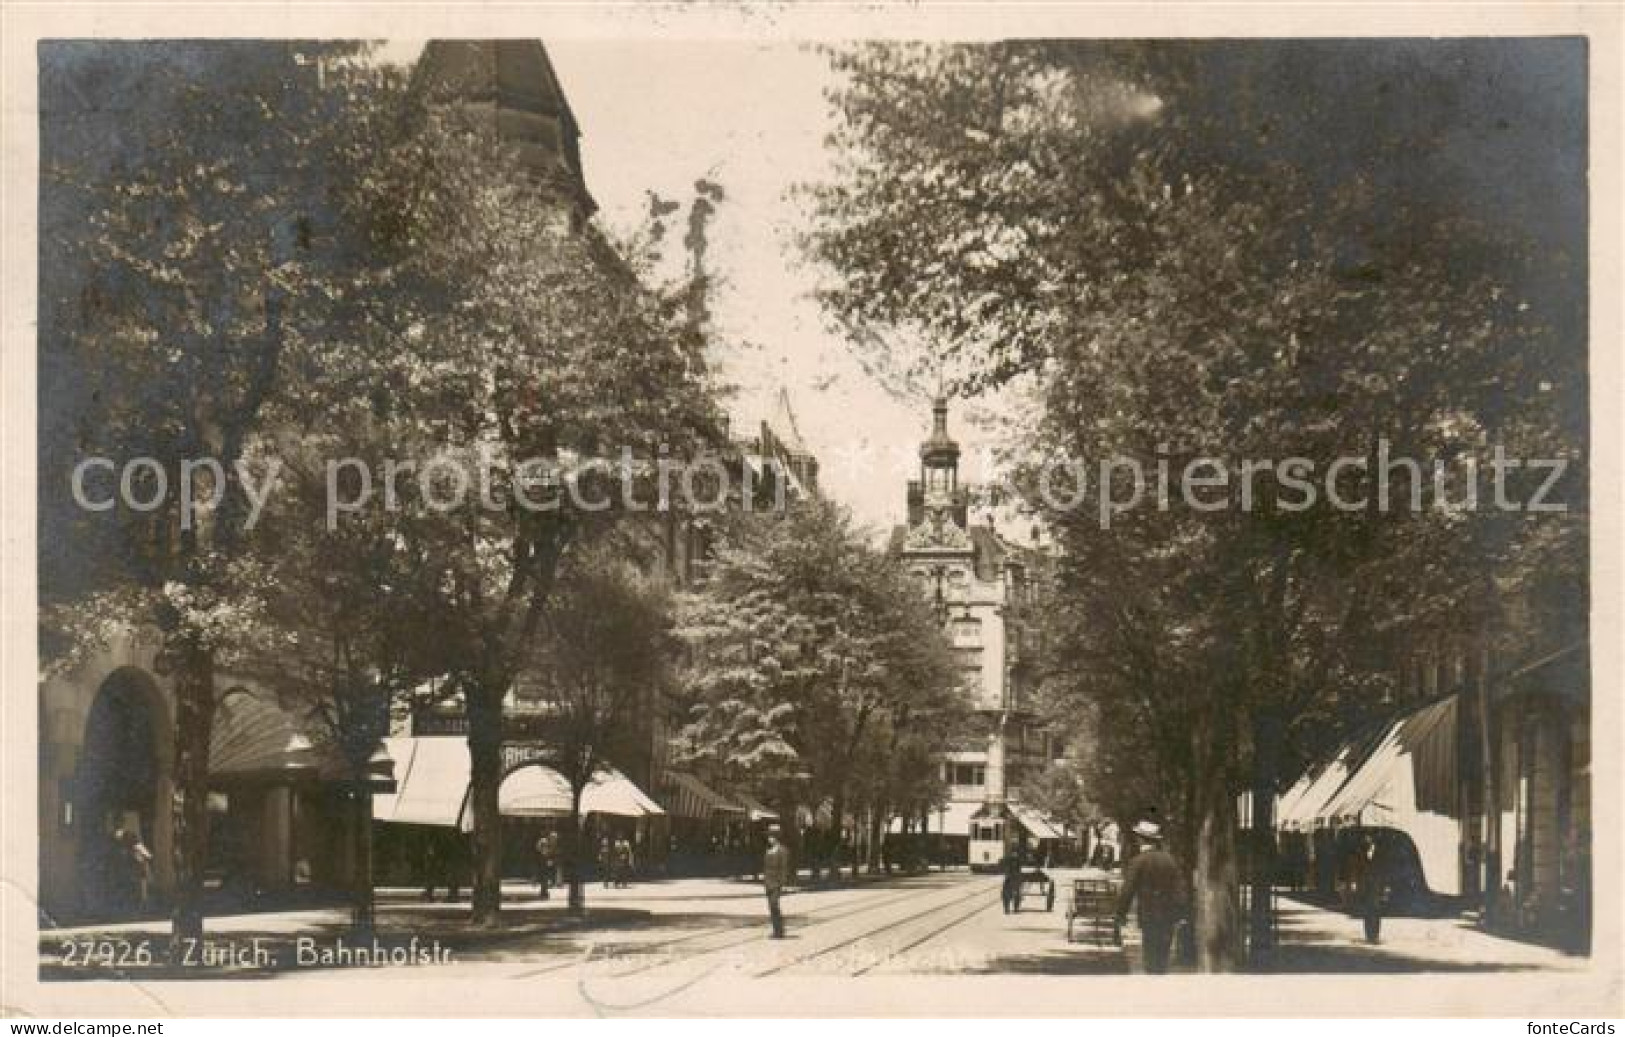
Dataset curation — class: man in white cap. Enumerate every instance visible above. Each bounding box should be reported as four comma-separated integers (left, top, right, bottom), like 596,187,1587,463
1115,819,1185,974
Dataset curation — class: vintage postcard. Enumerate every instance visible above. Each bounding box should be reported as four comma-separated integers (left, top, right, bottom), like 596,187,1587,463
1,1,1620,1021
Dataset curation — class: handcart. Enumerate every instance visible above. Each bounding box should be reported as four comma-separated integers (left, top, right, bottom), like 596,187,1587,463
1010,867,1056,912
1066,877,1123,945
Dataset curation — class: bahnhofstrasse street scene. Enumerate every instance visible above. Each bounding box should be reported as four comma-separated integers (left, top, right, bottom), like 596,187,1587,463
32,38,1590,989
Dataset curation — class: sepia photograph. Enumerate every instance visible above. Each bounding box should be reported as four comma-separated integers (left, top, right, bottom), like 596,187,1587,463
2,1,1620,1022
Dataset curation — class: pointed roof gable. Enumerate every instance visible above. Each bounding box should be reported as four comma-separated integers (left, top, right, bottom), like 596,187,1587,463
767,387,811,456
411,39,596,214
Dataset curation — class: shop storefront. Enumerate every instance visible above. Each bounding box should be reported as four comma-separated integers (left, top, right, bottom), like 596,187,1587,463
371,736,666,887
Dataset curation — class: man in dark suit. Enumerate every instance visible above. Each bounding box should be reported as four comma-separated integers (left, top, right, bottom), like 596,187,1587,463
1346,831,1390,944
762,825,791,938
1115,820,1186,974
1001,839,1025,914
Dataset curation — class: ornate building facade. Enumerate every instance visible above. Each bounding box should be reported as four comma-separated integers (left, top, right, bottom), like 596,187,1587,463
890,398,1061,866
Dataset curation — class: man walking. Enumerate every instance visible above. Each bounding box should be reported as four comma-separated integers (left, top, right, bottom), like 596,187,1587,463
535,830,555,900
612,836,634,888
762,825,791,938
1115,820,1185,974
1346,831,1390,944
1001,840,1025,914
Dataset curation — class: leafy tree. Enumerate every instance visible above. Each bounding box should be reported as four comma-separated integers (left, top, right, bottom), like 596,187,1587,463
805,41,1581,968
673,501,967,878
231,411,452,934
43,43,727,940
517,549,675,914
311,79,722,925
40,42,371,950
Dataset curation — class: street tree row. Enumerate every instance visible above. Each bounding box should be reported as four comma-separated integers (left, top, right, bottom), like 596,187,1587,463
802,40,1584,970
42,43,723,946
672,500,973,878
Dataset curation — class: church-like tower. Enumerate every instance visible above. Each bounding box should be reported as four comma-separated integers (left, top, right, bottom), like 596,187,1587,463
890,397,1062,869
907,397,969,529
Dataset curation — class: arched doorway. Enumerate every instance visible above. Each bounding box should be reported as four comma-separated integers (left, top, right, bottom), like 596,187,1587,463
76,668,165,918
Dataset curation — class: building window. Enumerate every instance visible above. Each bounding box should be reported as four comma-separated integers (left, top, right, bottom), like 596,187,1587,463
950,763,985,787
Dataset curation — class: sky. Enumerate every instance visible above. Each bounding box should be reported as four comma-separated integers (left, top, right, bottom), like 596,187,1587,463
382,39,1013,537
375,37,1587,538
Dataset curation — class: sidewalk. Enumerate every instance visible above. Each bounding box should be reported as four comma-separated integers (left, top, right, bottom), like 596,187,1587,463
39,868,918,939
1263,894,1588,973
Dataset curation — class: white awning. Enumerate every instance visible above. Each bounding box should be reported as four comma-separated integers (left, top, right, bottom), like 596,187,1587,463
1010,803,1066,841
499,764,572,817
1320,697,1458,825
1272,772,1317,828
584,768,665,818
1278,747,1355,828
1319,722,1406,824
373,736,470,827
734,792,779,822
500,763,664,820
374,738,663,828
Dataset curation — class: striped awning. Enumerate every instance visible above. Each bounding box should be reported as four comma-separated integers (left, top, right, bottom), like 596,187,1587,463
209,687,332,780
734,792,779,822
585,769,665,818
1321,696,1458,825
661,770,747,819
1277,746,1355,828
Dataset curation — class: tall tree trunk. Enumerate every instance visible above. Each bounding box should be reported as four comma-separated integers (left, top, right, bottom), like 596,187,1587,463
1248,709,1280,962
868,804,887,874
567,787,586,915
853,806,869,879
168,637,214,959
466,684,505,927
829,790,847,882
1192,733,1243,972
1475,641,1501,921
351,783,376,935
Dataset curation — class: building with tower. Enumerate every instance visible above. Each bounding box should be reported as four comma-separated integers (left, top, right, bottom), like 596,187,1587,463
889,398,1064,868
37,37,779,919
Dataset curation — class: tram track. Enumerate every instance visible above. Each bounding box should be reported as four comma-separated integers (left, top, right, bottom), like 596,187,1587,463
753,880,1000,977
510,876,956,979
599,878,968,979
848,887,1001,976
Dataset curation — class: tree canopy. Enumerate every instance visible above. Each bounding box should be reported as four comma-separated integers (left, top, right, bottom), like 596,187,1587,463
804,39,1585,969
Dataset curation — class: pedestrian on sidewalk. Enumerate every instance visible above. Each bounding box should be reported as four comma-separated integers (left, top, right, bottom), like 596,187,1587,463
535,831,555,900
1115,820,1185,974
763,824,790,938
419,835,442,903
1001,840,1025,914
612,837,633,888
1098,820,1121,871
1347,831,1391,944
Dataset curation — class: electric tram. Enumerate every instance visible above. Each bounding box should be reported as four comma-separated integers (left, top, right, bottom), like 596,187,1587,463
968,814,1006,872
969,803,1059,910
